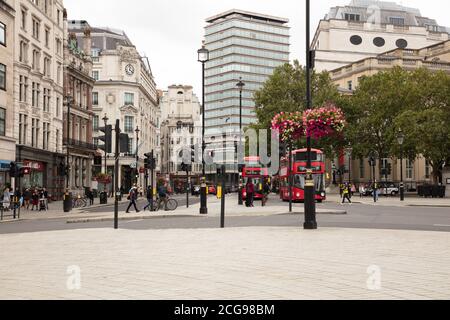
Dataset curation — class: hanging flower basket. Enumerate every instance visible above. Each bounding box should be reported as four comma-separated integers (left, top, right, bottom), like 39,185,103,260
271,112,305,142
303,104,346,140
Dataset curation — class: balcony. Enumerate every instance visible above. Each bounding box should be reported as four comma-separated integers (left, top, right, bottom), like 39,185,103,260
64,138,97,151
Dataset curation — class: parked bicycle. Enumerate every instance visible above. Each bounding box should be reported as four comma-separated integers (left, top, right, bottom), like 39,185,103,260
145,196,178,212
72,194,88,208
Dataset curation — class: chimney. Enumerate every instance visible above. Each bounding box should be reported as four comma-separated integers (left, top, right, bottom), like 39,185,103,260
84,26,92,58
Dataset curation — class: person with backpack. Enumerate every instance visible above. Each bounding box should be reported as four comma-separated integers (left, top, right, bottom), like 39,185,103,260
158,182,169,211
245,179,255,207
125,185,140,213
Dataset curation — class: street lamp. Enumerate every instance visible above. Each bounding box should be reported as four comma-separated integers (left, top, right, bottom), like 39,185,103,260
304,0,317,230
102,114,109,176
236,78,245,205
346,146,353,184
64,95,74,190
397,129,405,201
198,42,209,214
135,126,140,185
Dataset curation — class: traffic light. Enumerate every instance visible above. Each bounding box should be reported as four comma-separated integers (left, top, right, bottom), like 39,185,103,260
191,145,195,165
119,133,129,153
144,151,156,170
9,162,16,177
19,167,31,178
98,125,112,153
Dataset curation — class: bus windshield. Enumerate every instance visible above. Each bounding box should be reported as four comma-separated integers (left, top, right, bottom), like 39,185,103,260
293,174,324,191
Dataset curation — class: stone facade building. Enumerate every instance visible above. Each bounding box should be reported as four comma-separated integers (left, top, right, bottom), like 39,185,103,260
69,22,160,192
13,0,66,197
63,18,96,195
0,0,16,190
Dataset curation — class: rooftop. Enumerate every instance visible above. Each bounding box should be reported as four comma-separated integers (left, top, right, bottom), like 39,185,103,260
206,9,289,24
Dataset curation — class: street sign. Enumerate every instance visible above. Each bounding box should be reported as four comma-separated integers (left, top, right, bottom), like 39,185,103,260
130,162,137,169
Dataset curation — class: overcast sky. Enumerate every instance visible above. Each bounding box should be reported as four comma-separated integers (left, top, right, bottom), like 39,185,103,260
65,0,450,96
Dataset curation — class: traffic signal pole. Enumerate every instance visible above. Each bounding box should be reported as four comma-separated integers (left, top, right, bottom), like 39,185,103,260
114,120,120,229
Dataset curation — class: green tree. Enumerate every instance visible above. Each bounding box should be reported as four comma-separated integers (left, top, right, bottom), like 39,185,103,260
251,60,343,157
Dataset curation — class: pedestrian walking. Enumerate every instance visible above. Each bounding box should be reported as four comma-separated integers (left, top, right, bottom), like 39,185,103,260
157,182,169,211
342,183,352,204
143,186,154,211
245,179,255,207
2,187,11,211
261,179,271,207
31,189,39,211
23,188,31,209
86,188,94,206
359,184,365,198
125,185,140,213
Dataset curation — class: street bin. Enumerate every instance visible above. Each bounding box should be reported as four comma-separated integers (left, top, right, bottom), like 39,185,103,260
99,192,108,204
63,192,72,212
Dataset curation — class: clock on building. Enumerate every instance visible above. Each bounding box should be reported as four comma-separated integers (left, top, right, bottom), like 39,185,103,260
125,64,135,75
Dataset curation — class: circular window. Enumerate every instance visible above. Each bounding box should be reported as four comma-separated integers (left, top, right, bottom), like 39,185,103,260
396,39,408,49
373,37,385,47
350,35,363,45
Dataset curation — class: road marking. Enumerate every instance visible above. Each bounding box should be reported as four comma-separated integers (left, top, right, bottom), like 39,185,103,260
433,224,450,227
124,219,144,224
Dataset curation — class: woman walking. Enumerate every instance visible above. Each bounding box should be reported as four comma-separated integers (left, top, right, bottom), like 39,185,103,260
245,179,255,207
126,185,140,213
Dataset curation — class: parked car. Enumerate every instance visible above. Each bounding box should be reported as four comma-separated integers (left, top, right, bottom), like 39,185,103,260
378,183,400,196
208,185,217,195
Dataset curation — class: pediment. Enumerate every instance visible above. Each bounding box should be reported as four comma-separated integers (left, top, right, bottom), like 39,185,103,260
120,104,139,114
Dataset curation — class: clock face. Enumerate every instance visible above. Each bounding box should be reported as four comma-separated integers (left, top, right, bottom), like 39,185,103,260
125,64,135,75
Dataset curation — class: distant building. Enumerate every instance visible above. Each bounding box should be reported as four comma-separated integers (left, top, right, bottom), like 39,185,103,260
312,0,450,72
69,21,160,192
63,18,96,194
159,85,202,185
329,40,450,187
203,9,290,183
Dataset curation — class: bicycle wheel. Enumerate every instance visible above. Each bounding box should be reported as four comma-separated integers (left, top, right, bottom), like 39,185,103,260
166,199,178,211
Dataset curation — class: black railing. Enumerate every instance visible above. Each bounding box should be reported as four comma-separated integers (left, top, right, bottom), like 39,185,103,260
64,138,97,150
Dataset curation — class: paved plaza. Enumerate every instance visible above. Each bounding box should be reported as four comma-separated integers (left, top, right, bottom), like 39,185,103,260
0,226,449,300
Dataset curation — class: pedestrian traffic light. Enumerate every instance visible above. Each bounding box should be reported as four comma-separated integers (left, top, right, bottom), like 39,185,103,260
19,167,31,178
9,162,16,177
98,125,112,154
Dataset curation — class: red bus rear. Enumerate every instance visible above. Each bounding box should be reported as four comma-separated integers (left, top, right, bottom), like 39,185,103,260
278,149,327,202
241,156,269,200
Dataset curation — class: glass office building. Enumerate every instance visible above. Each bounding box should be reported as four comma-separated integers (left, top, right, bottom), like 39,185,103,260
204,10,290,136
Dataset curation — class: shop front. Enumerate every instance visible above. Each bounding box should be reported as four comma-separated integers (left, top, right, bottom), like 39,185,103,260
0,160,12,190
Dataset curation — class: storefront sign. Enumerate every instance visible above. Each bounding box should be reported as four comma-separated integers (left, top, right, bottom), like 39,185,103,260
0,160,11,172
23,160,45,172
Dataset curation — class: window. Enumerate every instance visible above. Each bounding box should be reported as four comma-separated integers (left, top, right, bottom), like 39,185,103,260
0,22,5,46
43,88,50,112
350,35,362,45
56,38,61,55
45,28,49,47
344,13,360,22
19,114,27,144
93,137,99,147
43,122,50,150
0,108,5,136
0,64,5,90
19,40,28,63
128,138,134,154
56,129,60,151
406,159,414,180
124,92,134,105
57,63,61,84
32,18,40,40
92,49,100,62
124,116,134,133
92,71,99,80
32,82,40,108
32,50,40,71
93,115,99,131
31,118,40,147
43,57,51,77
396,39,408,49
389,17,405,26
56,96,60,117
373,37,385,47
57,10,60,26
92,92,98,105
21,10,27,30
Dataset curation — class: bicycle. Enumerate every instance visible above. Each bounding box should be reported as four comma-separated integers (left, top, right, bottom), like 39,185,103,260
150,196,178,212
72,195,87,208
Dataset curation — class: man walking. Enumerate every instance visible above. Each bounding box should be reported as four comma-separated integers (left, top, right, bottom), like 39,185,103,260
342,183,352,204
143,186,154,211
126,185,140,213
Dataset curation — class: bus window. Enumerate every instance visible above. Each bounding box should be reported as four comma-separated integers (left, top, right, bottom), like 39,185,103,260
294,175,305,189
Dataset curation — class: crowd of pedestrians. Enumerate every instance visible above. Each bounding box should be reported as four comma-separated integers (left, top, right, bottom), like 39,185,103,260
1,186,50,211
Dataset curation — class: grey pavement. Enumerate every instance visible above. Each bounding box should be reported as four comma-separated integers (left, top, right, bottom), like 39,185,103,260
0,227,449,300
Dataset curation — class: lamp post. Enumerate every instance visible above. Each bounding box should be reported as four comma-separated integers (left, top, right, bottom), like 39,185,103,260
397,129,405,201
237,78,245,205
346,146,353,184
198,42,209,214
135,126,140,185
64,95,73,190
304,0,317,230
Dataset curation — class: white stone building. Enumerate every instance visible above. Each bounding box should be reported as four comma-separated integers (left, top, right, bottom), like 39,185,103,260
159,85,202,185
69,23,160,192
312,0,450,72
12,0,66,197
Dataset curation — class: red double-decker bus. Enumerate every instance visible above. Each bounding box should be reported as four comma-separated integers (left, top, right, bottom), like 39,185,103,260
241,156,269,200
278,149,326,203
